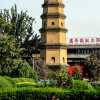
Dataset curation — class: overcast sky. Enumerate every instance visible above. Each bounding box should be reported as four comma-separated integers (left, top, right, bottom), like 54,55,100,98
0,0,100,38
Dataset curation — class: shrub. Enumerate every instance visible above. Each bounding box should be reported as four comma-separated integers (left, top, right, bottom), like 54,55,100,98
12,60,39,80
48,79,57,87
0,76,38,88
48,67,73,87
13,77,37,87
0,76,14,88
16,82,37,87
0,87,100,100
37,79,57,87
12,77,35,83
72,80,96,92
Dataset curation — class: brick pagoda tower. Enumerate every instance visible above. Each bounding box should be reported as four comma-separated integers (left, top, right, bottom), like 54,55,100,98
40,0,68,72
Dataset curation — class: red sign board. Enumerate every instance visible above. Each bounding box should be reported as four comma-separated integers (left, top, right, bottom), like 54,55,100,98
68,37,100,45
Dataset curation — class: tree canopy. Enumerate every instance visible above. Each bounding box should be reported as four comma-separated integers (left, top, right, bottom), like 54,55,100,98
0,33,38,79
0,5,41,66
0,5,34,46
85,53,100,81
0,5,40,79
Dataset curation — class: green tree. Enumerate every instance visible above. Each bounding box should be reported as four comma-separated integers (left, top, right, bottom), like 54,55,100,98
0,33,38,79
85,54,100,81
0,5,41,66
21,34,41,66
48,67,72,87
0,5,34,46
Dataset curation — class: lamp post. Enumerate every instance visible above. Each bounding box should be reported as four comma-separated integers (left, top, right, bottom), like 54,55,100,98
32,54,35,70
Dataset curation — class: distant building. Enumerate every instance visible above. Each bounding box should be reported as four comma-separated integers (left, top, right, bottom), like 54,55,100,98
67,37,100,66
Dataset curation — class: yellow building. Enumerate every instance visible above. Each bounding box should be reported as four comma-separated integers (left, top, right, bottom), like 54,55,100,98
40,0,68,71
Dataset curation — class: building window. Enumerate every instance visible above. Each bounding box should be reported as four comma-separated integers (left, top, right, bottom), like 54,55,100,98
51,22,55,25
51,57,55,63
63,57,65,63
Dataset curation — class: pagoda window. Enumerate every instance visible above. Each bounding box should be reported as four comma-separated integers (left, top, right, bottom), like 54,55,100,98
51,57,55,63
61,22,63,26
51,22,55,25
63,57,65,63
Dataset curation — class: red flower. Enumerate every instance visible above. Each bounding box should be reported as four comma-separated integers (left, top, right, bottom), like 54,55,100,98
67,66,78,76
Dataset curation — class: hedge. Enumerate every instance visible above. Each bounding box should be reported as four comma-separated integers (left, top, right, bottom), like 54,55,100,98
0,76,14,88
0,76,100,100
0,76,37,88
0,87,100,100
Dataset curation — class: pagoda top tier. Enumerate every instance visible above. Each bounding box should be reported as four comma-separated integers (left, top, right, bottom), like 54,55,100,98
44,0,64,3
43,0,64,6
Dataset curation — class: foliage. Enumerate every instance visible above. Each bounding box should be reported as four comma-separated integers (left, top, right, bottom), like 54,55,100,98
48,79,57,87
21,34,41,66
67,65,81,80
37,79,57,87
85,54,100,81
0,76,14,88
0,86,100,100
0,34,38,79
0,5,41,66
0,76,38,88
55,67,69,87
0,33,21,76
48,67,72,87
13,77,37,87
72,80,96,92
0,76,100,100
0,5,34,46
13,60,38,79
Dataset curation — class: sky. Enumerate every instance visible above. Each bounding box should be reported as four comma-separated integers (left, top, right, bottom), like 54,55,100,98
0,0,100,38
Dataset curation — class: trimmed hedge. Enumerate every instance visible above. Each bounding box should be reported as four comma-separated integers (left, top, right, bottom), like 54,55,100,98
0,87,100,100
0,76,37,88
0,76,100,100
13,77,37,87
0,76,14,88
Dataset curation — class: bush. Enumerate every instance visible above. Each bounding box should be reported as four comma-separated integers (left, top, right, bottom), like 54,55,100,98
0,76,14,88
12,60,39,80
0,76,38,88
0,76,100,100
48,79,57,87
13,77,37,87
72,80,96,92
0,87,100,100
12,77,35,83
37,79,57,87
55,67,69,87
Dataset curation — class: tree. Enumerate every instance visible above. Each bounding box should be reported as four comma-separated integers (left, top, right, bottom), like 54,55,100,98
48,66,72,87
0,5,34,46
0,5,41,66
0,33,38,79
21,34,41,66
85,54,100,81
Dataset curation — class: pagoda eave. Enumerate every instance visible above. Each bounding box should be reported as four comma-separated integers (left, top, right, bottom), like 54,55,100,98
39,28,68,33
42,3,65,8
41,13,66,19
40,44,67,49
